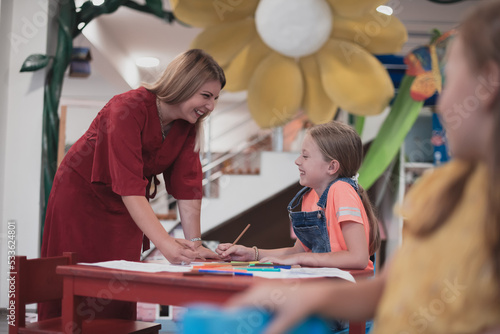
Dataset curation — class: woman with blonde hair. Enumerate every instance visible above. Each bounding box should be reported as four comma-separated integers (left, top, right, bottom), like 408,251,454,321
41,49,224,320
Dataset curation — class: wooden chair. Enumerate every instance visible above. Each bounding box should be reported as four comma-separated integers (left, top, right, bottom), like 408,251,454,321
9,252,161,334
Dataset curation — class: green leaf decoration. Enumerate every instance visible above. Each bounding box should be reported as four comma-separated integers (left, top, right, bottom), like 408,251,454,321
76,0,129,36
20,54,51,72
358,75,424,190
430,28,442,44
124,0,174,22
354,115,365,136
146,0,164,18
76,1,99,29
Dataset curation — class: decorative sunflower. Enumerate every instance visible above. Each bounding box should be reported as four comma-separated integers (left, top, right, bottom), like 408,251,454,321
170,0,407,128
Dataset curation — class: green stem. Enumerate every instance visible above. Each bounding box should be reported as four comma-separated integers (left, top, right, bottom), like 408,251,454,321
358,75,424,190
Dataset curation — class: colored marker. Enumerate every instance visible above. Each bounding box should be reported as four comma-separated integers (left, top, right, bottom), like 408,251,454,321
272,265,292,269
245,267,281,272
187,269,254,277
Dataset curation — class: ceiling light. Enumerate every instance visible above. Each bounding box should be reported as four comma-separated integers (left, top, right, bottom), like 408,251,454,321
92,0,105,6
135,57,160,68
376,5,393,16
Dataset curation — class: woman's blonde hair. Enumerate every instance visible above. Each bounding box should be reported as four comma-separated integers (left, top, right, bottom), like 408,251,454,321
143,49,226,152
308,121,381,255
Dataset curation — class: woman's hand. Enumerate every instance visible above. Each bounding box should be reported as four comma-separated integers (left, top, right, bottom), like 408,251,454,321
162,237,199,265
121,196,200,265
226,281,326,334
196,244,220,260
216,243,255,261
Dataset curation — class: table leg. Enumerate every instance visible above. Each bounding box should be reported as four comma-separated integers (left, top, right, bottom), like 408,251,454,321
61,276,83,334
349,321,366,334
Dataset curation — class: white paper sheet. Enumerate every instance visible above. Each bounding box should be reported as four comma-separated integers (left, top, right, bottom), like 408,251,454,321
78,260,192,273
250,267,355,282
78,260,355,282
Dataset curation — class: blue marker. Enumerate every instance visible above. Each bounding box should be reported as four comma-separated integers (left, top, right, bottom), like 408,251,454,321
273,265,291,269
197,269,253,276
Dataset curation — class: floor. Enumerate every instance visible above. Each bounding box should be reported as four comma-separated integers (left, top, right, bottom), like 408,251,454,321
0,308,176,334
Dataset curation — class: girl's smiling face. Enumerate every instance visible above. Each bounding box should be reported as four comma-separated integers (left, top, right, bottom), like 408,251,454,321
295,133,335,195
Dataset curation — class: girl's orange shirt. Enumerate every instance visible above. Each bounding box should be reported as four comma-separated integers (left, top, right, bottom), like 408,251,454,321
299,181,374,271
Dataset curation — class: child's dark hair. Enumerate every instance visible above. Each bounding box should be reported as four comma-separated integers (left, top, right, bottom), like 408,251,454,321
308,121,381,255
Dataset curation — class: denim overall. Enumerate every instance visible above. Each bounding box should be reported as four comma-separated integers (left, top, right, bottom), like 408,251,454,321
288,177,359,253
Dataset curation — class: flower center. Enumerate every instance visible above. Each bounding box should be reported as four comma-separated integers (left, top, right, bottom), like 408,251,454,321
255,0,333,58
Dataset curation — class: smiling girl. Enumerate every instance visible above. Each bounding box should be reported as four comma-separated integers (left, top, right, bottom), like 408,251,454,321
217,121,380,270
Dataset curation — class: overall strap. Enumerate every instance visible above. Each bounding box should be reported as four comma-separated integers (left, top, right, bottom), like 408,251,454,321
287,186,312,212
316,177,359,209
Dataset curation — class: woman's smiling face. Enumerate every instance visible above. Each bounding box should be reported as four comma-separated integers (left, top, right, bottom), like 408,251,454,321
170,80,221,124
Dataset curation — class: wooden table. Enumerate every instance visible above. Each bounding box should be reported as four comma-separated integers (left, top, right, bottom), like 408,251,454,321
57,265,372,334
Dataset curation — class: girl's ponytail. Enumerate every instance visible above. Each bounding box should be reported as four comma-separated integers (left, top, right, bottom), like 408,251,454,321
358,185,380,256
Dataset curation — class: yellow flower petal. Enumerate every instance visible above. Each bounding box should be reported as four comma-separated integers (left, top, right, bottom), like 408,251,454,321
331,11,407,54
170,0,259,27
224,37,272,92
317,39,394,116
299,55,339,124
247,53,303,128
327,0,386,18
190,18,256,68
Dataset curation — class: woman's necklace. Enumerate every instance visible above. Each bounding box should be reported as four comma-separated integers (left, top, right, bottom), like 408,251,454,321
156,97,166,140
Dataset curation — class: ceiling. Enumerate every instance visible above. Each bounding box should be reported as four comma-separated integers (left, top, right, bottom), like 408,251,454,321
63,0,481,98
60,0,481,150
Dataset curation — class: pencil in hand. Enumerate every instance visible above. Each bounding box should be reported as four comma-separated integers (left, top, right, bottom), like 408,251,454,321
232,224,251,246
175,239,206,261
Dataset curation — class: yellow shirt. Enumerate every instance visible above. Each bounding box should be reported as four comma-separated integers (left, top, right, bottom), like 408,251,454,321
373,160,500,333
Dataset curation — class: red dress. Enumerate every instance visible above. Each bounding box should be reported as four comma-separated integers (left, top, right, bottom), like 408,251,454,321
40,87,202,320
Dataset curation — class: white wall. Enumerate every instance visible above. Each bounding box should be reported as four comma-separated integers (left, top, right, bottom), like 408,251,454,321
0,0,12,253
201,152,300,233
0,0,14,311
0,0,49,308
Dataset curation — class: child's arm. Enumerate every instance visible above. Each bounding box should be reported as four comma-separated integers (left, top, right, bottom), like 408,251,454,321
216,240,304,262
227,264,388,334
261,221,369,269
